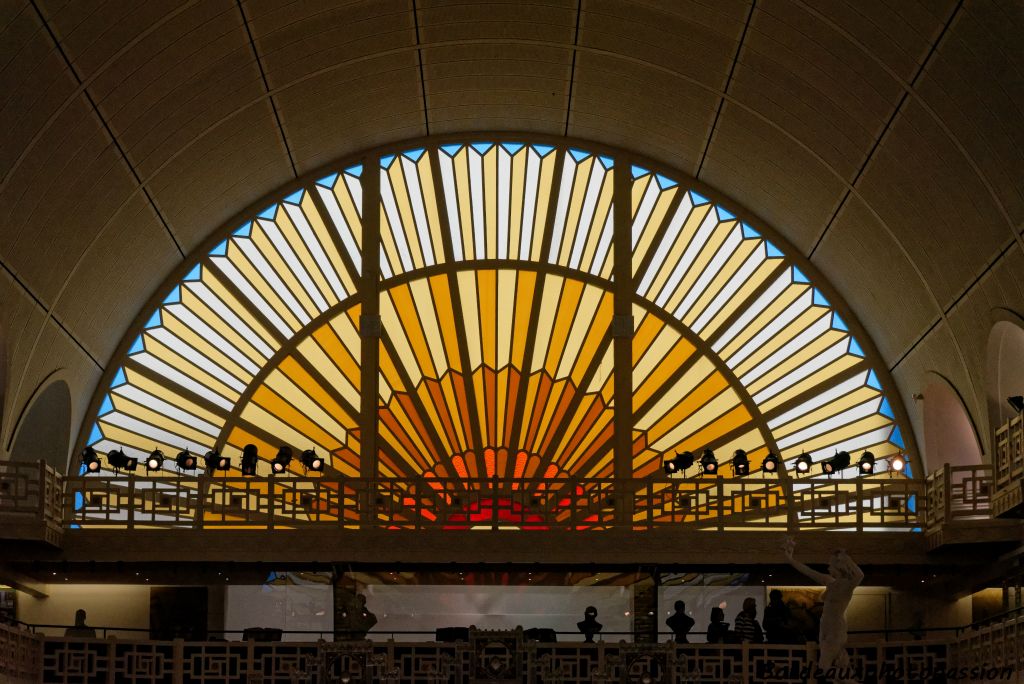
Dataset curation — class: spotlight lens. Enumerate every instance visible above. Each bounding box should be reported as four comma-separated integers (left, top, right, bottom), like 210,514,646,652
88,460,100,472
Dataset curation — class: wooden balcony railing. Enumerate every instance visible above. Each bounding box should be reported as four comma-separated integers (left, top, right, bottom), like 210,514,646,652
0,461,64,545
59,473,927,532
995,415,1024,492
924,464,993,529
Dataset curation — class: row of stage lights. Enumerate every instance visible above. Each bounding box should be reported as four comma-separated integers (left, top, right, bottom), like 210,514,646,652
80,444,325,475
663,449,906,477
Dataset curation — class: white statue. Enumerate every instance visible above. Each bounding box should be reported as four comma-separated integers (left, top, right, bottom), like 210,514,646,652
782,536,864,683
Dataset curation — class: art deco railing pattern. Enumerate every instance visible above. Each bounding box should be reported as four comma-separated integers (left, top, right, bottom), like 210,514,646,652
995,415,1024,516
0,622,962,684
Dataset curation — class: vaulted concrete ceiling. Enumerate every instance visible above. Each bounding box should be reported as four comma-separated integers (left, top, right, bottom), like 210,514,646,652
1,0,1022,466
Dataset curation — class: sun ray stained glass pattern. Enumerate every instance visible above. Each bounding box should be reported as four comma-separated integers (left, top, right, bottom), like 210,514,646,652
85,175,364,476
376,271,616,489
630,165,904,478
77,139,918,532
436,142,559,262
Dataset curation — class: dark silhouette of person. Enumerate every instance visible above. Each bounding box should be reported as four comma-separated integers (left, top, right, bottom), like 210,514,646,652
706,607,730,643
763,589,797,644
577,606,603,643
64,609,97,638
734,597,763,643
337,592,377,640
666,600,695,642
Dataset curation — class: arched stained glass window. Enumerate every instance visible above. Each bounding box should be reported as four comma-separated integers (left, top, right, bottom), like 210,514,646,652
80,140,913,529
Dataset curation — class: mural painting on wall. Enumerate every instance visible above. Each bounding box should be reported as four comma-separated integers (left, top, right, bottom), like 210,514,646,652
770,587,823,643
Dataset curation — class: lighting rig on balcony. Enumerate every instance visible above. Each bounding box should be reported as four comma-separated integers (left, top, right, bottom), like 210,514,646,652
106,448,137,473
732,449,750,476
821,451,851,476
699,449,718,475
271,446,293,474
794,453,812,474
241,444,259,476
1008,395,1024,413
80,447,101,473
175,449,197,472
300,449,324,472
146,449,164,472
663,450,694,475
889,453,906,473
858,451,875,474
204,450,230,472
762,452,779,474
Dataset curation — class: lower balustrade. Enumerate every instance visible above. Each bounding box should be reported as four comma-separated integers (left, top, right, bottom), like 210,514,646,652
4,622,1009,684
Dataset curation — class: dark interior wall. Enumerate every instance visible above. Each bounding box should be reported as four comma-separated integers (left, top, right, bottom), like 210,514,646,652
8,379,71,472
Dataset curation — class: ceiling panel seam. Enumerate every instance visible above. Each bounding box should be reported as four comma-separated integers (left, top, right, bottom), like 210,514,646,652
236,0,297,179
26,0,186,261
412,0,429,135
0,262,101,370
806,0,965,262
564,0,582,136
695,0,755,180
889,237,1021,373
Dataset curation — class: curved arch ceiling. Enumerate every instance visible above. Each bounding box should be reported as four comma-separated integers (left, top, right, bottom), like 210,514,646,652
82,140,910,483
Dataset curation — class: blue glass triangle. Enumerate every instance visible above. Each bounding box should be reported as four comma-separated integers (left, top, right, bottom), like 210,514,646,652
831,313,848,332
792,267,810,284
128,336,144,355
234,223,252,238
533,144,555,157
345,164,363,177
689,191,709,205
258,205,276,220
598,155,614,169
380,154,396,169
765,241,784,258
163,286,181,305
813,289,830,307
631,165,649,179
879,398,895,419
403,147,426,162
88,423,103,445
908,494,916,512
848,338,865,357
284,189,304,205
867,370,882,391
210,241,227,257
183,264,202,281
741,224,760,239
317,172,339,187
890,426,905,448
440,144,462,157
655,174,676,190
99,395,114,416
501,142,524,155
715,206,736,222
74,492,84,511
471,142,493,155
144,310,161,329
569,148,590,163
111,367,127,388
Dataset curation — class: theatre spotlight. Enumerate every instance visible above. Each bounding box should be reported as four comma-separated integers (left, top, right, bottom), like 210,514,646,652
271,446,293,474
762,453,779,474
241,444,259,476
300,449,324,472
146,449,164,472
204,450,230,472
175,449,197,471
1008,396,1024,413
889,453,906,472
663,451,694,475
858,451,876,474
80,447,101,473
822,451,851,476
700,449,718,475
107,448,137,472
794,453,812,474
732,449,750,476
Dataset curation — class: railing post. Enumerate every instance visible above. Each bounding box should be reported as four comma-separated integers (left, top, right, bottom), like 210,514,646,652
127,476,135,530
943,463,952,524
172,638,184,684
267,476,275,530
37,460,46,521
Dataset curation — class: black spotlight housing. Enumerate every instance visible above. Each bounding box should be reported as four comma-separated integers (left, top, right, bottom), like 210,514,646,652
146,449,164,472
241,444,259,476
794,453,812,474
300,449,324,472
1008,396,1024,413
271,446,293,474
664,451,695,475
107,448,137,472
700,449,718,475
762,453,779,474
822,451,851,476
175,449,197,471
80,447,101,473
204,450,230,472
732,449,749,476
858,451,876,474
